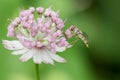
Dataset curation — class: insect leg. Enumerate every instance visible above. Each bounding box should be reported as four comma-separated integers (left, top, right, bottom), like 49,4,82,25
70,36,79,46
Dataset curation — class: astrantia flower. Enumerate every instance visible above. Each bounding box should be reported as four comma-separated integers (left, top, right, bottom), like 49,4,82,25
2,7,72,64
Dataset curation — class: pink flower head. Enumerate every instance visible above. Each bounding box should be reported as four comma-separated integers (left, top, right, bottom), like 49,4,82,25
3,6,72,65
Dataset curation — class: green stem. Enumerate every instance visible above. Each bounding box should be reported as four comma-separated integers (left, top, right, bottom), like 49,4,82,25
35,64,40,80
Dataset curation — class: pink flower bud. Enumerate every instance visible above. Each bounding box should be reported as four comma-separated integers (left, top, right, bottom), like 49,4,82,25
52,33,57,38
29,14,34,19
57,23,64,30
12,21,18,26
29,7,35,13
48,36,55,43
21,22,31,28
14,17,21,24
7,24,15,37
21,16,28,21
30,26,38,37
50,11,59,22
20,10,31,17
65,29,72,38
36,7,44,14
44,8,52,16
41,26,47,32
7,30,15,37
50,43,55,49
55,18,63,24
58,38,67,47
56,30,62,37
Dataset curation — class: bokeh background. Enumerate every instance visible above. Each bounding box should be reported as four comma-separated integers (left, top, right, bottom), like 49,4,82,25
0,0,120,80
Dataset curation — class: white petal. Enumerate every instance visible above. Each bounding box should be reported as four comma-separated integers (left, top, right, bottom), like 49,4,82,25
11,49,28,55
55,46,66,52
19,49,35,62
33,50,42,64
2,40,24,50
49,53,66,63
40,49,54,64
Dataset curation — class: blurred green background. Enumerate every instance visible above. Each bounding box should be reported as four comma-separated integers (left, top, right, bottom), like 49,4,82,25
0,0,120,80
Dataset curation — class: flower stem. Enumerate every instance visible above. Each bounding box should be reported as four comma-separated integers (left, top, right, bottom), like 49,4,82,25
35,64,40,80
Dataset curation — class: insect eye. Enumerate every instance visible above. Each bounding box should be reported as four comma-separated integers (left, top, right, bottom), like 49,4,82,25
70,26,75,31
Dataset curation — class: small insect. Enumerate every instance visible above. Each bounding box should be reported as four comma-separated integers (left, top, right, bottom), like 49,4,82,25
70,25,89,48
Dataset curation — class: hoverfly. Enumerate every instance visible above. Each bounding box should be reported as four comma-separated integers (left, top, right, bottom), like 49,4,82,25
69,25,89,48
